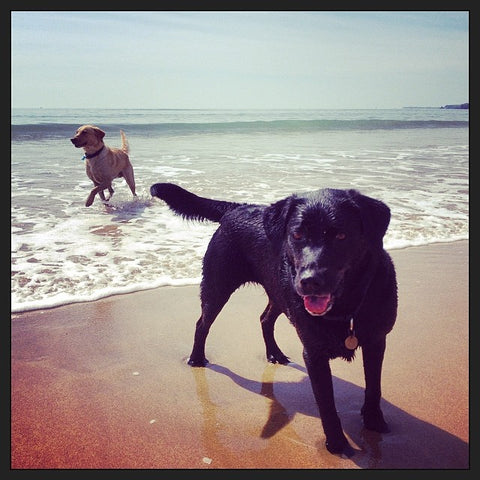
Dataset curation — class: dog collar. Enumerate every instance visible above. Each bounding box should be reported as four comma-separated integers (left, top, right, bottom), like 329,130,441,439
82,146,104,160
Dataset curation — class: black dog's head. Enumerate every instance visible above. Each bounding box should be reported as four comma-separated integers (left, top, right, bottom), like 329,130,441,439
263,188,390,316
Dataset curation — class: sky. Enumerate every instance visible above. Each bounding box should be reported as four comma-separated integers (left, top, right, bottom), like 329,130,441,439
11,11,469,109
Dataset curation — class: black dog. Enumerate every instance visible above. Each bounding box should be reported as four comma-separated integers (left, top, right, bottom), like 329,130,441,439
150,183,397,456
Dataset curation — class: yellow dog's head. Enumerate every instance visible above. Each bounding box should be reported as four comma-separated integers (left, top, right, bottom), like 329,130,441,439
70,125,105,149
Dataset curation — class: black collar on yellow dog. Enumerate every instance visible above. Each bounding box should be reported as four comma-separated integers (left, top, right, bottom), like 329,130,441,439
82,146,104,160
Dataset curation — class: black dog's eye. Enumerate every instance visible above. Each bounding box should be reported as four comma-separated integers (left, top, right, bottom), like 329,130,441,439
292,230,304,241
336,232,346,240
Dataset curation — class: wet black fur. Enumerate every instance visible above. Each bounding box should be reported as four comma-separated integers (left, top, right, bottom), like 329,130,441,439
150,182,397,456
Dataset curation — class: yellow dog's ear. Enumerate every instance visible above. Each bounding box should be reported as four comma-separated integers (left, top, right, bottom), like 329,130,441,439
91,126,105,140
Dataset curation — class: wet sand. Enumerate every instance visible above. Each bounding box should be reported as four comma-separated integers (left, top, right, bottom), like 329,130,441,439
11,240,469,469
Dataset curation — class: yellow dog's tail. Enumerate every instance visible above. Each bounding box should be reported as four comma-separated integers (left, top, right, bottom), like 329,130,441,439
120,130,129,154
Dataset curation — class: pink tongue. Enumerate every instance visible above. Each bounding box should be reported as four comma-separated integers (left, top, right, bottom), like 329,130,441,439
303,295,331,315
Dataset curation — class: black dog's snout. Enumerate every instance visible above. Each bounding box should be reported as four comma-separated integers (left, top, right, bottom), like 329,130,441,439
297,267,329,294
300,273,320,290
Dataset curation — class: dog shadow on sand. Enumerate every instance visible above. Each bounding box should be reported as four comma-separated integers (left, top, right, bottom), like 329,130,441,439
191,362,468,469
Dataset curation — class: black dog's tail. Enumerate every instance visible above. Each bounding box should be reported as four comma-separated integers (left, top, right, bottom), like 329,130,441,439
150,183,243,222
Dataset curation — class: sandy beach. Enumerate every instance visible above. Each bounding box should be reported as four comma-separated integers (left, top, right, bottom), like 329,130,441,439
11,240,469,470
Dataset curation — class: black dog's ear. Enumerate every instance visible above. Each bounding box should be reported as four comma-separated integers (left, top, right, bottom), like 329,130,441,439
263,195,301,246
347,190,390,251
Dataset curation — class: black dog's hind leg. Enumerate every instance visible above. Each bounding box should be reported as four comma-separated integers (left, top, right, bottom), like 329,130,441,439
187,297,229,367
187,229,253,367
260,301,290,364
360,337,390,433
188,266,243,367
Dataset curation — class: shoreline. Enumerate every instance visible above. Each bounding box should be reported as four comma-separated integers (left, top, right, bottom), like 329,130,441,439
11,238,469,316
11,240,469,469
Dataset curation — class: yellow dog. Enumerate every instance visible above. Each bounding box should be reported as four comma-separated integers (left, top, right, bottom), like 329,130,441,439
71,125,136,207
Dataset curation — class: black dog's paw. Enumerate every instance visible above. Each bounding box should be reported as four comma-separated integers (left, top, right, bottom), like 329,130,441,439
187,356,209,367
267,353,290,365
361,405,390,433
325,435,355,457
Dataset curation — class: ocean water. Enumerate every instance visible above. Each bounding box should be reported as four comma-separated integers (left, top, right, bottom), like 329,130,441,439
11,108,469,313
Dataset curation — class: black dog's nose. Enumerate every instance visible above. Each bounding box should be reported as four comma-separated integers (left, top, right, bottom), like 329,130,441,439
298,268,327,293
300,275,321,292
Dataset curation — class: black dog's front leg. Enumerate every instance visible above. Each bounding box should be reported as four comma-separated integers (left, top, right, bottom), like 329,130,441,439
303,349,353,456
361,336,389,433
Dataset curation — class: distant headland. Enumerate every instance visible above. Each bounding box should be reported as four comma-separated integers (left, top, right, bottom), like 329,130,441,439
441,103,469,109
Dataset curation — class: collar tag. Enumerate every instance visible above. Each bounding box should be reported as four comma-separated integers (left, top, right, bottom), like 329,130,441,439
345,317,358,350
